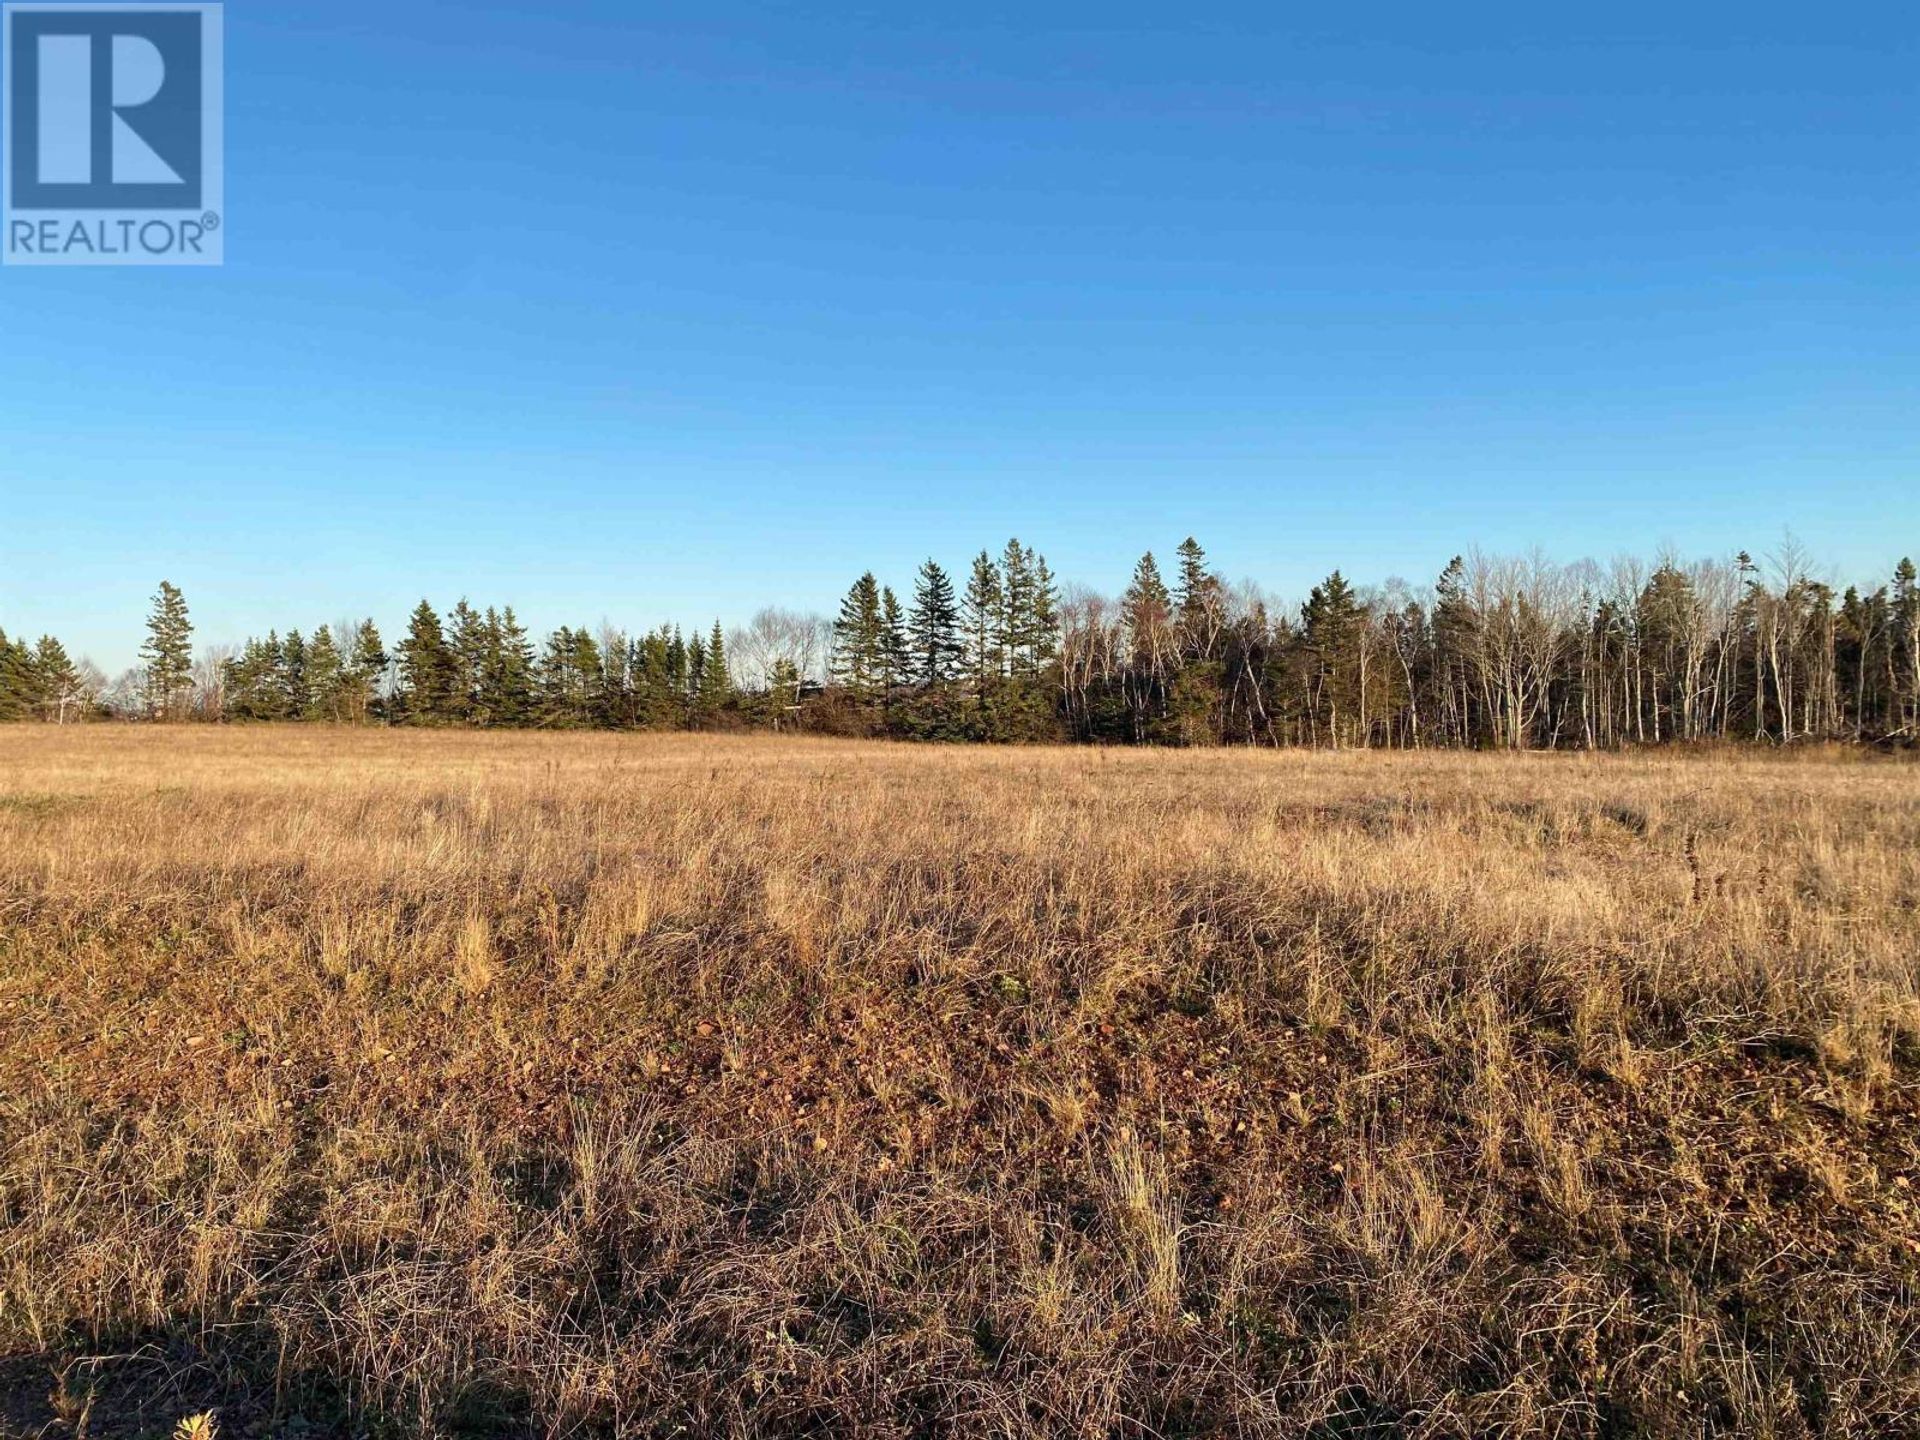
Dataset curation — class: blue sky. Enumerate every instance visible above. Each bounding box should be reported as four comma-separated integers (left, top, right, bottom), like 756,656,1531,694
3,0,1915,672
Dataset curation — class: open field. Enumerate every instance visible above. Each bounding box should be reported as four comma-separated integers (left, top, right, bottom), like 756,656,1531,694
1,728,1917,1438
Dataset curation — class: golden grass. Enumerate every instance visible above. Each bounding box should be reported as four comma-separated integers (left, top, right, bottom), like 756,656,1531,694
0,727,1916,1437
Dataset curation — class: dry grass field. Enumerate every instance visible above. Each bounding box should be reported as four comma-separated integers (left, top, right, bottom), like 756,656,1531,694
1,728,1917,1438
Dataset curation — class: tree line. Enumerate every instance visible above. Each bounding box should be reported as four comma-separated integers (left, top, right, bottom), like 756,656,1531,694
5,538,1917,747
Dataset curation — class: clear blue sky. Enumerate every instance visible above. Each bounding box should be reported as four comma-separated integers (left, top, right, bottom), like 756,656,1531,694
3,0,1915,673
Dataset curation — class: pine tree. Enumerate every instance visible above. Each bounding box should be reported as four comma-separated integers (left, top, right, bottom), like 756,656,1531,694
306,625,346,721
1118,553,1174,741
0,629,35,722
1122,554,1171,664
831,573,884,698
1894,557,1919,735
686,632,708,720
667,627,689,707
348,620,388,723
1175,537,1223,659
140,580,194,720
909,559,963,686
880,587,910,695
963,551,1004,700
1301,571,1365,747
998,541,1032,676
446,600,486,725
767,657,802,726
222,634,279,721
699,620,732,720
597,626,633,728
536,627,602,727
397,600,454,724
1030,552,1059,672
32,636,85,723
482,607,535,726
281,630,311,719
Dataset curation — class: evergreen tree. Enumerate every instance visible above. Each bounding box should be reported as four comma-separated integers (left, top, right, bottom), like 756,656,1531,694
348,620,388,723
0,629,36,722
963,551,1004,699
1894,557,1919,735
636,627,677,728
1122,554,1171,662
1175,537,1224,659
998,540,1033,676
446,600,487,725
599,626,634,728
1432,556,1479,747
1301,571,1365,747
687,630,707,692
1119,554,1174,741
281,629,311,719
766,657,802,727
397,600,454,724
140,580,194,720
908,559,963,685
32,636,85,722
667,627,689,705
222,634,282,720
481,607,535,726
880,587,910,695
536,627,603,727
305,625,346,721
1030,552,1060,672
831,573,885,698
698,620,732,720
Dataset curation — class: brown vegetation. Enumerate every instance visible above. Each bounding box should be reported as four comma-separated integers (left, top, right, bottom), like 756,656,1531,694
1,728,1917,1437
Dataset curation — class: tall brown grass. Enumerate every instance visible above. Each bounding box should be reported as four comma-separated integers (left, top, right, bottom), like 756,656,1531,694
0,727,1916,1437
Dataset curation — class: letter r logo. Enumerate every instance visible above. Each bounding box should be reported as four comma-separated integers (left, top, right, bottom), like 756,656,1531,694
6,5,210,210
36,32,184,185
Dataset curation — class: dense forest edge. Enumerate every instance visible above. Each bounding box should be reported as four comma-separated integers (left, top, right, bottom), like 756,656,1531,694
4,536,1918,748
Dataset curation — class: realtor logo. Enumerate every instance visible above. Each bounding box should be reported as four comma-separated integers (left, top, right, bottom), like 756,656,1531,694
4,3,222,265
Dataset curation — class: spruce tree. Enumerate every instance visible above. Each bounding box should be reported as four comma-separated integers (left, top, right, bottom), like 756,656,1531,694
687,632,709,718
140,580,194,720
484,608,536,726
1030,552,1060,671
282,630,311,719
1121,554,1171,662
667,627,689,707
1175,537,1223,659
831,573,884,698
1301,571,1364,747
1894,557,1919,733
963,551,1004,699
397,600,454,724
536,627,603,727
767,657,802,727
222,635,278,721
597,626,633,728
998,541,1032,675
0,629,33,722
446,600,486,724
880,587,910,695
306,625,346,721
1432,556,1478,746
700,620,732,719
349,620,388,723
636,627,675,728
909,559,963,686
32,636,84,722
